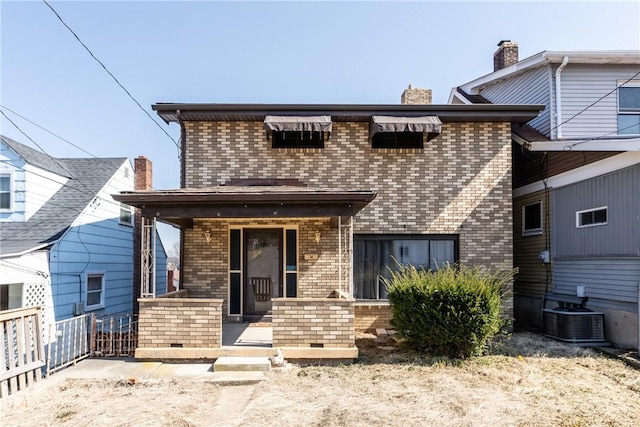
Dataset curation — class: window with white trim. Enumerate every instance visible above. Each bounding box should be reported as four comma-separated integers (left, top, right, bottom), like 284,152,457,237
86,273,105,309
618,82,640,134
522,201,542,236
0,283,23,310
0,174,11,211
576,206,608,228
119,203,133,226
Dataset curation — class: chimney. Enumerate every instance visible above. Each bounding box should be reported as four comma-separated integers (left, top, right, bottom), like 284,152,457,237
134,156,153,190
401,84,432,105
133,156,153,314
494,40,519,71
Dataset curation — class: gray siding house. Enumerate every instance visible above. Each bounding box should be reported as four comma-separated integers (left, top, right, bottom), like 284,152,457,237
451,41,640,348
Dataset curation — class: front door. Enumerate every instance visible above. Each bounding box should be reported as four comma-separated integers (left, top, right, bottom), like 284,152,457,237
244,229,282,316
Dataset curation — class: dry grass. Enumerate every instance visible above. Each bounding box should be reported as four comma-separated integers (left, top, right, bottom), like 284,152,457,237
2,332,639,427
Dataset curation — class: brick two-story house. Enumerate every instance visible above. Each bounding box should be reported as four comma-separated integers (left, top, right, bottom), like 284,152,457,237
115,91,542,360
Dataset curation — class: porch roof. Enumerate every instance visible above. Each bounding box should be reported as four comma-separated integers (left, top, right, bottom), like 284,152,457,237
113,185,377,227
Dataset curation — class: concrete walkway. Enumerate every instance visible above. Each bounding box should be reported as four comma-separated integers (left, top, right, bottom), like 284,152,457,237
53,358,268,385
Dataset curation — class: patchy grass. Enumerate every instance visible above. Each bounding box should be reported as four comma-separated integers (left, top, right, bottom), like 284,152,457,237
2,332,639,427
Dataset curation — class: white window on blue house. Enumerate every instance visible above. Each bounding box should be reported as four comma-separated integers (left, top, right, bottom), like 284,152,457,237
618,82,640,134
119,203,133,226
0,174,12,211
86,273,105,310
577,206,608,228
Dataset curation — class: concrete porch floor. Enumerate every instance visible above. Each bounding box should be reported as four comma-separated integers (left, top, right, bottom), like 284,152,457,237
222,322,273,347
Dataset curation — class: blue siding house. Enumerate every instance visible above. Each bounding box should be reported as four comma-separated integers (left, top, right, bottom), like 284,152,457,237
0,135,167,326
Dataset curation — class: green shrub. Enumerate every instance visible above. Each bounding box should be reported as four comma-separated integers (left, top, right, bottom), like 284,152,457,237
384,263,513,359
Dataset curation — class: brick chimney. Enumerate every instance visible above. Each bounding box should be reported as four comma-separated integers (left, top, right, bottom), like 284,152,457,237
134,156,153,190
493,40,519,71
401,84,432,104
133,156,153,314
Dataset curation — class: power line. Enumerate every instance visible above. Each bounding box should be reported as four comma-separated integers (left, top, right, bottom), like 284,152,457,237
0,104,158,190
1,109,76,180
550,71,640,133
565,122,640,150
41,0,180,154
1,104,99,159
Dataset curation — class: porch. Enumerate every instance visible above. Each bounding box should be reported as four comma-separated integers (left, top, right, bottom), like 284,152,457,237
135,291,358,361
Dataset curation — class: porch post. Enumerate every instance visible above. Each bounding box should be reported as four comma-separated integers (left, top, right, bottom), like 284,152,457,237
140,216,157,298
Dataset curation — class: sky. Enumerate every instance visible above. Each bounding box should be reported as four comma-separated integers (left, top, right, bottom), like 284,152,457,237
1,0,639,249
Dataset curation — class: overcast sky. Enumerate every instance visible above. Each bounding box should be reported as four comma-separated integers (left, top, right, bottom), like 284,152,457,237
2,0,639,247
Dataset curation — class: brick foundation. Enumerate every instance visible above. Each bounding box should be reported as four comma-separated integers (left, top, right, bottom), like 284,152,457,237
354,301,393,332
272,298,355,348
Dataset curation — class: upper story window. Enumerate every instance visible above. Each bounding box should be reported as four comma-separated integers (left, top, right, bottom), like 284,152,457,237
372,132,424,149
523,201,542,236
0,174,11,211
271,131,325,148
119,203,133,226
370,116,442,150
618,83,640,134
576,206,607,228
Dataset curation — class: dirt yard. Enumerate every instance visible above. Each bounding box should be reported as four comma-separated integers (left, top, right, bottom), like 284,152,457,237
2,332,639,427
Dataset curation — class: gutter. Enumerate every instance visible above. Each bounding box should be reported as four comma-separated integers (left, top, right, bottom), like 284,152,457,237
554,56,570,139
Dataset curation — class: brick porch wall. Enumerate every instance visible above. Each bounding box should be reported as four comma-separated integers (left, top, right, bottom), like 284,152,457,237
272,298,355,348
354,301,393,333
137,298,222,348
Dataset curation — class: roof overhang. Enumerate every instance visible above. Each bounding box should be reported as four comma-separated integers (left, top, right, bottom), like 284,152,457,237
456,50,640,95
113,186,377,228
523,136,640,152
152,103,543,125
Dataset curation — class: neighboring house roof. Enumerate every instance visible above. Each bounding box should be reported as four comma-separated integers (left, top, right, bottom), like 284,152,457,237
1,135,73,178
152,103,543,124
454,50,640,97
451,88,492,104
1,137,127,257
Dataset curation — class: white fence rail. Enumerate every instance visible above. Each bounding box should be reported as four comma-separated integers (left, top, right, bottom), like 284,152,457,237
0,307,46,397
46,314,91,376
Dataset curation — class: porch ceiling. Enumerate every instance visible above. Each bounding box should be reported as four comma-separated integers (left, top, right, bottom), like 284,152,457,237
113,186,377,227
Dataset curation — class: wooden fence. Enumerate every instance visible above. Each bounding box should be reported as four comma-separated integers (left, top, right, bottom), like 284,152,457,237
0,307,46,397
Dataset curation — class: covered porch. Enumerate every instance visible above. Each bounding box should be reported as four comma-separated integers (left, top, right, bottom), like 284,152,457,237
114,184,376,361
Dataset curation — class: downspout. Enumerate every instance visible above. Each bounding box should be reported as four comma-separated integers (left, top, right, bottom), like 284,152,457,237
554,56,569,139
176,110,186,289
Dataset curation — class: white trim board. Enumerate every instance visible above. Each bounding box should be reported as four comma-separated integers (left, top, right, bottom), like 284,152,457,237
513,151,640,198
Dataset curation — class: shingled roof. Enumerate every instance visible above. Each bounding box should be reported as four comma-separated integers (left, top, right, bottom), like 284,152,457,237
1,135,74,178
0,137,127,257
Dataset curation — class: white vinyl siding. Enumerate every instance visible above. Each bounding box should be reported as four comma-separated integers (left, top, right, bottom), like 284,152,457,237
480,64,551,136
555,64,640,139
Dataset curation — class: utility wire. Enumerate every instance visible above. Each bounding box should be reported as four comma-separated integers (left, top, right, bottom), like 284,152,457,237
565,122,640,150
1,109,76,180
1,104,100,159
0,105,158,190
550,71,640,133
42,0,180,154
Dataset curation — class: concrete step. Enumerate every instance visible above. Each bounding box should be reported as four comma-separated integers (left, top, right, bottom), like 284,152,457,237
206,371,267,385
213,356,271,372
